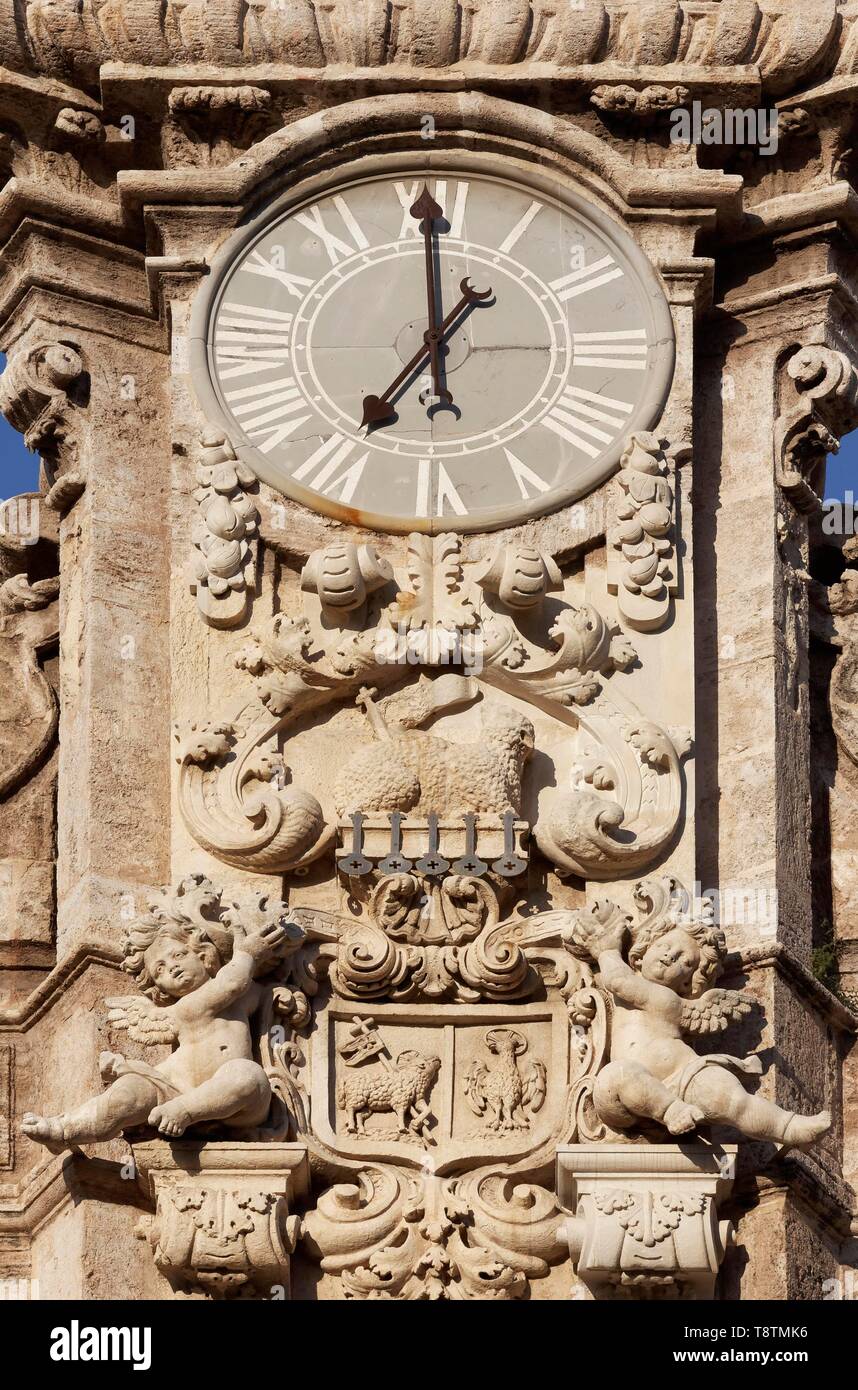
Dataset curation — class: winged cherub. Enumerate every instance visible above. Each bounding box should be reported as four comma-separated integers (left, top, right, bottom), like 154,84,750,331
22,894,298,1153
566,897,830,1148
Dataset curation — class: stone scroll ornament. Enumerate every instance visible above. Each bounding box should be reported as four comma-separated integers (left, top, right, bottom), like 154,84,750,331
188,426,260,629
0,337,89,513
775,344,858,514
176,531,692,883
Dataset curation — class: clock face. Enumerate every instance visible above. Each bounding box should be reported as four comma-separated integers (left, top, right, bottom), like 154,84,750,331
192,166,674,533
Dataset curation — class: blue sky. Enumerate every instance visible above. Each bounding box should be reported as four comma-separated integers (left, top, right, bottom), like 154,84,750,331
0,364,856,502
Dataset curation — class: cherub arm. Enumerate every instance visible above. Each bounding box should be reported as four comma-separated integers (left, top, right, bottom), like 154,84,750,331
178,921,290,1016
680,988,753,1035
596,948,682,1016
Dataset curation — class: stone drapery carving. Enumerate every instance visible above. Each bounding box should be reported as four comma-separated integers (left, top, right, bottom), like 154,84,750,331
775,345,858,514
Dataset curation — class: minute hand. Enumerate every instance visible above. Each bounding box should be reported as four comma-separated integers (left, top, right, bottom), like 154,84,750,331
360,278,492,430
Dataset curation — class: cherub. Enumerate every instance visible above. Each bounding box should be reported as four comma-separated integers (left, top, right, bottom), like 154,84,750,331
566,901,830,1148
22,907,297,1153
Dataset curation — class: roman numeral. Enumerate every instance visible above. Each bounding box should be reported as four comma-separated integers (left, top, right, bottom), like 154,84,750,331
292,434,368,504
416,459,468,517
573,329,648,371
550,254,624,302
542,386,633,458
293,195,370,265
504,449,550,500
395,180,470,240
498,199,542,255
215,303,294,379
242,248,315,300
225,376,312,453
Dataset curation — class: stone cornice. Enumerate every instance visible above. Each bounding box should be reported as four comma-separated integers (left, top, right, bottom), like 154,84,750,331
0,2,848,100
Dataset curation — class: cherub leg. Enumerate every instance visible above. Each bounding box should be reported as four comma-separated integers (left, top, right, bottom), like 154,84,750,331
22,1075,159,1153
594,1061,704,1135
685,1068,830,1148
148,1059,271,1138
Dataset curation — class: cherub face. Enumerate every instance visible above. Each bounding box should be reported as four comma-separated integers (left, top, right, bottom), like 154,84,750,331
639,928,700,996
143,935,211,998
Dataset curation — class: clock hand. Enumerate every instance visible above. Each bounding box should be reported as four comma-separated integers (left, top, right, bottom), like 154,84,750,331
409,184,452,410
361,277,493,430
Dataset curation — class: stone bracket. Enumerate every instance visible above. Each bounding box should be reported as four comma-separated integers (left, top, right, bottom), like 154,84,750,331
557,1143,736,1301
131,1140,309,1300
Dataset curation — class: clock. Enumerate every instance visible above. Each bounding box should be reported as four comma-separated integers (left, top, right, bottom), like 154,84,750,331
190,160,675,534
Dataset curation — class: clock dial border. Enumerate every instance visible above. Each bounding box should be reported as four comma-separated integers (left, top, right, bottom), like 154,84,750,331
189,151,676,535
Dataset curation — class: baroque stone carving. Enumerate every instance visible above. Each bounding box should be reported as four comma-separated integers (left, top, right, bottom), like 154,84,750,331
178,531,690,884
164,85,275,167
4,2,848,94
188,426,260,629
0,339,88,512
559,1145,736,1301
22,876,311,1151
336,1019,440,1142
133,1140,309,1299
564,877,831,1146
302,1165,566,1300
775,344,858,514
464,1028,546,1133
607,433,678,632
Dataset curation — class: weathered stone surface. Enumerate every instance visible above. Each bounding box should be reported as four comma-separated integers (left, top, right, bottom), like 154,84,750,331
0,0,855,1309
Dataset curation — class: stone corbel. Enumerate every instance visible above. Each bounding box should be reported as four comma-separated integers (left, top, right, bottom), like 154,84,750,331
163,85,275,167
558,1145,736,1301
775,345,858,515
188,427,259,629
607,432,678,632
0,339,89,513
132,1140,309,1300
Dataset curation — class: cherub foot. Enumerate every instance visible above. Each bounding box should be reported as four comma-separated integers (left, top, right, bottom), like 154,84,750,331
781,1109,831,1150
21,1113,69,1155
663,1099,705,1135
148,1100,193,1138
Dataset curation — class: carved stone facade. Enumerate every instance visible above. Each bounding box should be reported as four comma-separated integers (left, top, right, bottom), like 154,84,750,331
0,0,856,1307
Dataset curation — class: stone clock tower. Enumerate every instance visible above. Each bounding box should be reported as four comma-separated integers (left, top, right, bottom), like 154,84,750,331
0,0,857,1303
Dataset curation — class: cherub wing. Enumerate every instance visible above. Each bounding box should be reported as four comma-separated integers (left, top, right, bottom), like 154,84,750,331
104,995,177,1046
680,988,753,1036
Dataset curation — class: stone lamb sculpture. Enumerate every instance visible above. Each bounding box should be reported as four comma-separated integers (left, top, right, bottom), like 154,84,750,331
23,880,301,1152
566,897,830,1149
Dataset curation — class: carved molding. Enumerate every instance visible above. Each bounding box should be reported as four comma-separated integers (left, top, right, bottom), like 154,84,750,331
775,345,858,515
164,85,276,167
3,1,847,97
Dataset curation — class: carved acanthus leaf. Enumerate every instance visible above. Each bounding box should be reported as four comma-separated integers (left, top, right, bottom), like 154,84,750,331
0,339,89,512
